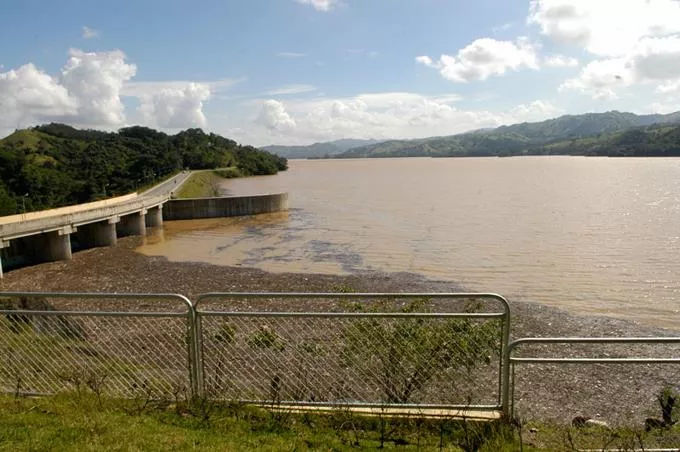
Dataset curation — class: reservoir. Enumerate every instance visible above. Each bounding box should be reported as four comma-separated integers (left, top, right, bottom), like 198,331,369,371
137,157,680,328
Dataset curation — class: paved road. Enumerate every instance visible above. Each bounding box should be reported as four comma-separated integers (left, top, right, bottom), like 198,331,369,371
141,171,193,198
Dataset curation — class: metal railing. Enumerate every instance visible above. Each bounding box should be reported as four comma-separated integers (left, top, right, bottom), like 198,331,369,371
194,293,510,411
3,289,680,426
0,292,194,399
505,337,680,423
0,193,169,241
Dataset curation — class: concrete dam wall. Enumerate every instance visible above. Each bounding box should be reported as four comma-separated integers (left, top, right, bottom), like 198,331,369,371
163,193,289,221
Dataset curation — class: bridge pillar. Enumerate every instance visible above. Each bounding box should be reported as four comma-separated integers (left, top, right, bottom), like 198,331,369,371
0,240,8,279
146,206,163,228
43,229,73,262
78,218,119,248
117,211,147,237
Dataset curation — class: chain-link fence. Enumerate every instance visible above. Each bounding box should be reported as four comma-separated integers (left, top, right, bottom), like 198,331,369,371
10,289,680,429
194,293,510,412
506,338,680,428
0,292,194,399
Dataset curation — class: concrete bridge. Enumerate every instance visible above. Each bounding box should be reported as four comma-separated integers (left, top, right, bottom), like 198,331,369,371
0,172,192,278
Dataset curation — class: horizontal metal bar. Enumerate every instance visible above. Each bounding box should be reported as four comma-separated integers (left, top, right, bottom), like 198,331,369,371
579,449,680,452
511,337,680,346
198,292,506,299
508,337,680,360
198,311,506,319
0,310,188,318
511,357,680,364
0,292,193,310
195,292,511,313
229,399,502,410
0,390,53,397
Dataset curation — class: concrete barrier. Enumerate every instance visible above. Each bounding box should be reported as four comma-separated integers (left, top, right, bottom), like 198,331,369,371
0,193,138,226
163,193,289,221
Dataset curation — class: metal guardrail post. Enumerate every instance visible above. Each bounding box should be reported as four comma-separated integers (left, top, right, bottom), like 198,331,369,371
193,310,205,398
186,302,200,399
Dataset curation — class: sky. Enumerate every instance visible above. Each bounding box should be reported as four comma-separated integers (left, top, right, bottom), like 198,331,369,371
2,0,680,146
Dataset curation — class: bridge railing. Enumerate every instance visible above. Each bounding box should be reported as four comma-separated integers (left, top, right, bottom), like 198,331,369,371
0,193,170,240
0,193,139,226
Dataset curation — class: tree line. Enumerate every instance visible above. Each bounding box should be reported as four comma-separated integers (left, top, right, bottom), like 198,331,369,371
0,124,287,216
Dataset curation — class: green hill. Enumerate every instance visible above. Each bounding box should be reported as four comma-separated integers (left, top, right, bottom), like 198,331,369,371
0,124,287,216
263,138,384,159
338,111,680,158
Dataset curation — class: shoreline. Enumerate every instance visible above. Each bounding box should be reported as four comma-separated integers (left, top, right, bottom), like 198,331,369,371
1,236,678,425
0,235,674,338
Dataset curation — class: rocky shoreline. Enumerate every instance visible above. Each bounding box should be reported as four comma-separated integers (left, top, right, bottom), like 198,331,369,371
1,236,678,426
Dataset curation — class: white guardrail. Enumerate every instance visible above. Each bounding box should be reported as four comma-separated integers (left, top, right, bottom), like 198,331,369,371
0,193,170,241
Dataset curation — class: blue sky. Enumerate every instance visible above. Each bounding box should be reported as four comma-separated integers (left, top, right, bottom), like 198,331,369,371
2,0,680,145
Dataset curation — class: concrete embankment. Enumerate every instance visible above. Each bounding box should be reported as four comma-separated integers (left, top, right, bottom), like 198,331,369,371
163,193,289,220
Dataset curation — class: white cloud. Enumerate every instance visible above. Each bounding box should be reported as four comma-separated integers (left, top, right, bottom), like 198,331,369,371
82,26,99,39
256,100,297,132
544,54,579,68
528,0,680,57
632,35,680,81
657,81,680,94
509,100,564,120
0,63,77,127
276,52,307,58
295,0,337,12
0,49,136,128
416,38,539,83
415,55,433,66
60,49,137,125
246,92,561,145
122,78,242,97
646,101,680,114
561,36,680,99
0,49,234,131
263,84,317,96
137,83,211,128
560,58,629,100
492,23,514,34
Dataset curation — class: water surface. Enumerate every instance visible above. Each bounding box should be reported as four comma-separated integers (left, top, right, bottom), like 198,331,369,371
138,157,680,328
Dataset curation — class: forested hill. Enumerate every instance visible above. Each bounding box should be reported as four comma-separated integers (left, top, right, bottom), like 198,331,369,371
264,138,384,159
0,123,287,216
338,110,680,158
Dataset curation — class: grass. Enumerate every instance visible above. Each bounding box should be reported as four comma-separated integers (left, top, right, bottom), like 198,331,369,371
213,167,243,179
0,393,532,451
175,171,227,199
1,130,52,150
4,392,680,450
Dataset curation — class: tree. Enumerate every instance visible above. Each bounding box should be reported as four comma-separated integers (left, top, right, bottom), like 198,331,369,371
0,124,288,215
341,299,499,404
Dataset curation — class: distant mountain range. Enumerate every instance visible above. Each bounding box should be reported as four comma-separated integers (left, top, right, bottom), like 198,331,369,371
263,139,384,159
265,110,680,159
338,111,680,158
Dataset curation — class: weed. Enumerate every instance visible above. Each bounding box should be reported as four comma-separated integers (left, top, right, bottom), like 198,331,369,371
247,326,285,352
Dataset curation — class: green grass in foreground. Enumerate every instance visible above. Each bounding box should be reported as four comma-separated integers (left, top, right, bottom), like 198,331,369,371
0,393,527,451
4,393,680,450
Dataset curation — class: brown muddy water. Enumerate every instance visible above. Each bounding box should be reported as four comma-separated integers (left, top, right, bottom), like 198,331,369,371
137,157,680,328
